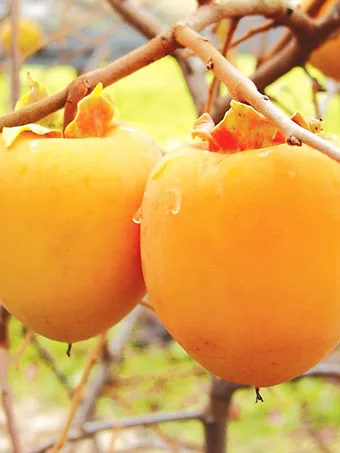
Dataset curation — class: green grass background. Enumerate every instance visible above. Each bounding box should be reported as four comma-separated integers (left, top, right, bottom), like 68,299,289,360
2,54,340,452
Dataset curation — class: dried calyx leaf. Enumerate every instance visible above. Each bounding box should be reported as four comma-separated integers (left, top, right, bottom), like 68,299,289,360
3,124,62,148
15,73,61,129
192,100,323,153
64,83,119,138
2,81,121,148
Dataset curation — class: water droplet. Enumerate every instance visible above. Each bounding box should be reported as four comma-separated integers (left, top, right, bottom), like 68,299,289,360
132,206,143,224
29,140,39,152
166,188,182,216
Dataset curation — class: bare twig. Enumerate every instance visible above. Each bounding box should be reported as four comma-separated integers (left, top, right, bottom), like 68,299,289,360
30,408,203,453
0,307,23,453
29,331,74,398
204,17,239,114
62,307,143,453
214,1,340,122
48,331,107,453
0,0,327,130
105,0,208,115
9,0,21,107
12,327,33,369
175,25,340,162
230,19,276,49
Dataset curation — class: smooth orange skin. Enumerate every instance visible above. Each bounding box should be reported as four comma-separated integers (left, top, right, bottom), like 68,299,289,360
306,0,340,81
0,127,162,343
141,142,340,388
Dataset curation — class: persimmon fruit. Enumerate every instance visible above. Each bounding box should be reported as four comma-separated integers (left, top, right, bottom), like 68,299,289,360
0,85,162,343
0,18,44,57
303,0,340,81
140,102,340,388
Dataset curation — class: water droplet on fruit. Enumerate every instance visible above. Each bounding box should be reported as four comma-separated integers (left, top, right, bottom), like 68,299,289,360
166,188,182,216
29,140,39,152
132,207,143,224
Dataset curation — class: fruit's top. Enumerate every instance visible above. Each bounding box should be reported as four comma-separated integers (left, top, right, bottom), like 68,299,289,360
192,100,324,153
3,80,121,148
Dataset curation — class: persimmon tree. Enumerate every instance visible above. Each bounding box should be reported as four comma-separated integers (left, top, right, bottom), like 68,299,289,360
1,1,340,453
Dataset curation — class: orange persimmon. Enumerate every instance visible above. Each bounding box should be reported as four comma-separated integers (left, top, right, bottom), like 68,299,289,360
140,102,340,388
0,84,162,343
303,0,340,81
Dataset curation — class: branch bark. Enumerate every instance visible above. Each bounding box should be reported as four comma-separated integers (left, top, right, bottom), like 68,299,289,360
0,307,23,453
9,0,21,108
0,0,329,130
202,377,243,453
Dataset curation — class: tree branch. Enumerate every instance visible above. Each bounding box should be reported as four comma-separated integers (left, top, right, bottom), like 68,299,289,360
9,0,21,108
0,0,330,130
29,408,203,453
48,332,107,453
0,307,23,453
175,25,340,162
213,1,340,122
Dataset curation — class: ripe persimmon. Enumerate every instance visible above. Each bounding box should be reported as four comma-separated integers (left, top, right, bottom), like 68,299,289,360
303,0,340,81
0,84,162,343
140,102,340,388
0,18,44,57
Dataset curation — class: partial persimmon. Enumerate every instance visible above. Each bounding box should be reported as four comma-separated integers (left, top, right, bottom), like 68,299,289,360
0,18,44,57
141,102,340,388
303,0,340,81
0,84,162,343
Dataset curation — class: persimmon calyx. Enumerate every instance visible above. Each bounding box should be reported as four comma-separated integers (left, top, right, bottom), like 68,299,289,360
2,124,63,148
15,72,61,130
2,82,121,147
192,100,323,153
64,82,119,139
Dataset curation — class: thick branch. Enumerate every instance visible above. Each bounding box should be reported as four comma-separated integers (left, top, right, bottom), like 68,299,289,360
105,0,208,116
0,0,327,130
203,377,242,453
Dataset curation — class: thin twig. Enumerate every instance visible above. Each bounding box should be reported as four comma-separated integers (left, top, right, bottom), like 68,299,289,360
9,0,21,108
0,307,23,453
230,19,276,49
48,331,107,453
30,409,203,453
204,17,239,114
12,327,34,370
29,332,74,398
62,307,143,453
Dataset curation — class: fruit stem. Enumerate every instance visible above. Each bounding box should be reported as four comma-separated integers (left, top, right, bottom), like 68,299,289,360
255,387,264,403
66,344,73,357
